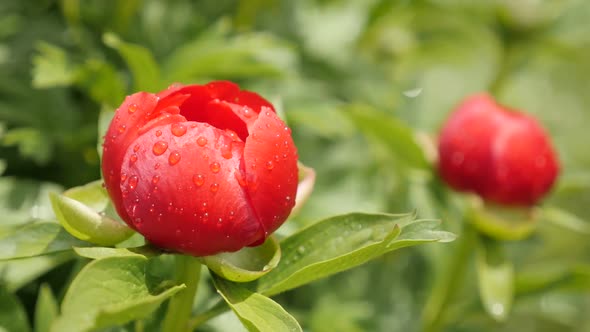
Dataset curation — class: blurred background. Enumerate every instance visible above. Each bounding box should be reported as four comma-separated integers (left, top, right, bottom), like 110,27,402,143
1,0,590,331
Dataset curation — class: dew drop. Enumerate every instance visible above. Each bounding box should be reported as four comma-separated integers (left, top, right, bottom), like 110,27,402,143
210,162,220,173
129,154,138,164
128,103,138,113
217,218,223,224
128,175,138,190
168,151,181,165
197,136,208,147
133,144,140,152
155,130,162,137
210,183,219,193
120,172,128,182
200,202,208,212
193,174,205,187
265,160,274,170
234,172,247,187
171,123,187,137
154,163,160,170
243,108,252,118
149,204,155,214
152,175,160,184
153,141,168,156
221,143,232,159
228,210,235,221
118,125,126,133
175,229,181,237
226,129,240,142
203,212,209,222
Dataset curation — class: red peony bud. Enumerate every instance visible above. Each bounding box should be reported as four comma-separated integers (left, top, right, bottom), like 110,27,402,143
437,94,559,206
101,81,298,256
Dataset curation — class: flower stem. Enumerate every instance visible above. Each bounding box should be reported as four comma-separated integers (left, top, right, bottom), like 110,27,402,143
422,223,476,332
162,255,202,332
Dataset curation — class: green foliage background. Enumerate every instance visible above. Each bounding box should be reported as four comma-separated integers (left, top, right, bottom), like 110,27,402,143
1,0,590,331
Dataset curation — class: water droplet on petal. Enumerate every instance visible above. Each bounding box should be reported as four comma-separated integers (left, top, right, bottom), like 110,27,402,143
129,154,138,164
193,174,205,187
243,108,252,118
154,163,160,170
228,210,235,220
128,103,138,113
210,162,220,173
197,136,208,147
266,161,274,170
155,130,162,137
128,175,138,190
175,229,181,237
210,183,219,193
235,172,247,187
153,141,168,156
168,151,181,165
200,202,208,212
133,144,140,152
171,123,187,137
152,175,160,184
203,212,209,222
118,125,126,133
221,143,232,159
120,172,128,182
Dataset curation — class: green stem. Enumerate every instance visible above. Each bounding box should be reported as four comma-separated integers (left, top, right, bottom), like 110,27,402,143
162,255,202,332
422,224,476,332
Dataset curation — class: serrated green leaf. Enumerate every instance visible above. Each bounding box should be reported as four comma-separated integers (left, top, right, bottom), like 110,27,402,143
476,238,514,322
202,236,280,283
213,275,302,332
51,256,184,332
50,190,134,246
0,286,31,332
103,33,160,92
35,284,59,332
254,213,454,296
347,105,430,170
0,222,88,260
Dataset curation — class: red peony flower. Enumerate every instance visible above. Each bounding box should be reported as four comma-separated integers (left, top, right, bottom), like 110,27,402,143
437,94,559,206
101,81,298,256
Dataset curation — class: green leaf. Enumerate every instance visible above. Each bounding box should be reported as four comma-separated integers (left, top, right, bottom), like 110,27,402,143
213,275,302,332
0,222,88,260
541,207,590,235
476,237,514,322
0,286,31,332
51,256,184,332
73,245,160,260
347,105,430,170
0,177,62,229
202,236,281,282
50,188,134,246
1,127,52,165
103,33,161,92
35,284,59,332
97,105,115,159
0,252,73,292
32,42,76,89
254,213,454,296
162,21,294,82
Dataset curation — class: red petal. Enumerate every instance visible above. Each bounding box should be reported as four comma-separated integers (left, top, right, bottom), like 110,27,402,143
102,92,159,226
119,121,262,256
242,110,298,243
